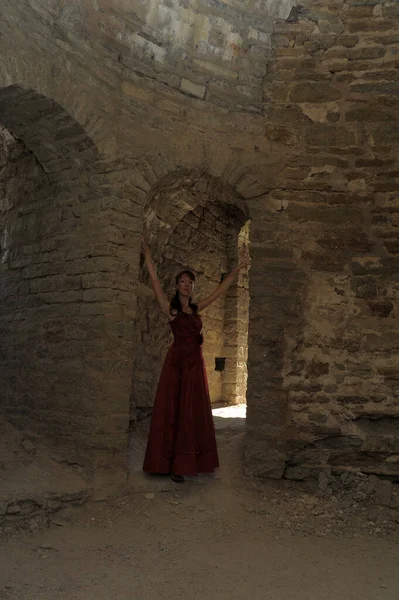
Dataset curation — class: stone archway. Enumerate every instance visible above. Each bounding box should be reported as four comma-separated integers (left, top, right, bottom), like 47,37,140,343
0,85,136,487
130,170,250,427
0,85,310,489
122,146,308,482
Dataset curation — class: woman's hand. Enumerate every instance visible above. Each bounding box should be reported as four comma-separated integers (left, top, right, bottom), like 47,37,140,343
198,254,250,312
141,236,151,255
236,253,250,272
141,236,155,271
141,236,170,315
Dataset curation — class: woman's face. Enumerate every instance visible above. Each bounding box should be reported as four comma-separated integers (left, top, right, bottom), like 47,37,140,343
176,274,195,297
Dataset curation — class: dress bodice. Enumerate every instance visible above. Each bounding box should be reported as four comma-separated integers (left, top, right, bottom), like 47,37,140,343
170,314,203,347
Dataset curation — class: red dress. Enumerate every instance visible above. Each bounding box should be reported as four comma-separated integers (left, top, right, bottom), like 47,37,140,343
143,313,219,476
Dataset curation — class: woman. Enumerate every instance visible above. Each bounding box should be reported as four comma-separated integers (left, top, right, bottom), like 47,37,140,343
141,237,248,483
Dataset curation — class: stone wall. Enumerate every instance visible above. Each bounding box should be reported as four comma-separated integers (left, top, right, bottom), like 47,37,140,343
222,220,250,406
20,0,294,113
1,0,399,492
245,0,399,479
0,87,139,484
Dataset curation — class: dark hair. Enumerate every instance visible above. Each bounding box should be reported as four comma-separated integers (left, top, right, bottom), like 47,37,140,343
170,270,198,316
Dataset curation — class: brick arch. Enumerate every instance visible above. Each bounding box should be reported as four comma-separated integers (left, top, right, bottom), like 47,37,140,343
0,85,135,488
130,168,251,421
0,41,116,154
127,159,303,481
0,85,97,176
143,168,249,251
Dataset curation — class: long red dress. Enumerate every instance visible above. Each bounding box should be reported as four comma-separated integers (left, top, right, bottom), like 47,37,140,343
143,313,219,476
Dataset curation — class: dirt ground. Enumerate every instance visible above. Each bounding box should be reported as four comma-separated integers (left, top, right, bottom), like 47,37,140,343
1,408,399,600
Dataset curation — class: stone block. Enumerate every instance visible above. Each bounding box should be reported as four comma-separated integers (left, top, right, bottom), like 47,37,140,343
35,290,83,304
382,4,399,17
300,34,336,52
326,192,357,204
384,238,399,254
180,79,206,99
274,18,316,36
29,275,82,294
346,18,397,33
374,479,393,506
345,5,375,17
236,57,267,78
324,46,386,61
300,101,340,123
367,299,394,317
275,46,307,58
192,59,238,80
247,27,271,48
362,332,399,352
284,466,310,480
338,34,360,47
305,124,356,147
350,82,399,95
236,84,262,101
345,104,396,122
318,18,345,35
264,124,300,147
270,33,291,47
352,277,378,299
290,83,341,103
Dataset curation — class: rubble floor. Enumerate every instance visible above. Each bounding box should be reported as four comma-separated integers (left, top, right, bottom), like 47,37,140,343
0,407,399,600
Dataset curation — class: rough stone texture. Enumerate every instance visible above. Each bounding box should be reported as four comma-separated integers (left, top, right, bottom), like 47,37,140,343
247,0,399,479
0,0,399,497
0,88,138,486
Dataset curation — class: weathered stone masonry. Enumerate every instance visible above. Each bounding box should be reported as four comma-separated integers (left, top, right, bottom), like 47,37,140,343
0,87,139,484
0,0,399,496
247,0,399,479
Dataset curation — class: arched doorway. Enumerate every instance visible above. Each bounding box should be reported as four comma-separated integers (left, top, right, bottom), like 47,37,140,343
0,85,133,486
128,170,250,473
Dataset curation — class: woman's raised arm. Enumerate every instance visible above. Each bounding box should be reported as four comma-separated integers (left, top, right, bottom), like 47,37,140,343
141,238,170,316
197,258,249,312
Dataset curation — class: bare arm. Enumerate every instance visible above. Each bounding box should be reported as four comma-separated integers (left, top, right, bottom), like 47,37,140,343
141,238,170,316
198,260,249,312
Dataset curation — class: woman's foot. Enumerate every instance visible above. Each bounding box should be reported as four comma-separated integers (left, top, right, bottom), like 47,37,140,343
170,472,185,484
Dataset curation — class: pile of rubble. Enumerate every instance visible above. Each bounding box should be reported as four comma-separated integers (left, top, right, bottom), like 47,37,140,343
317,468,396,508
251,469,399,540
